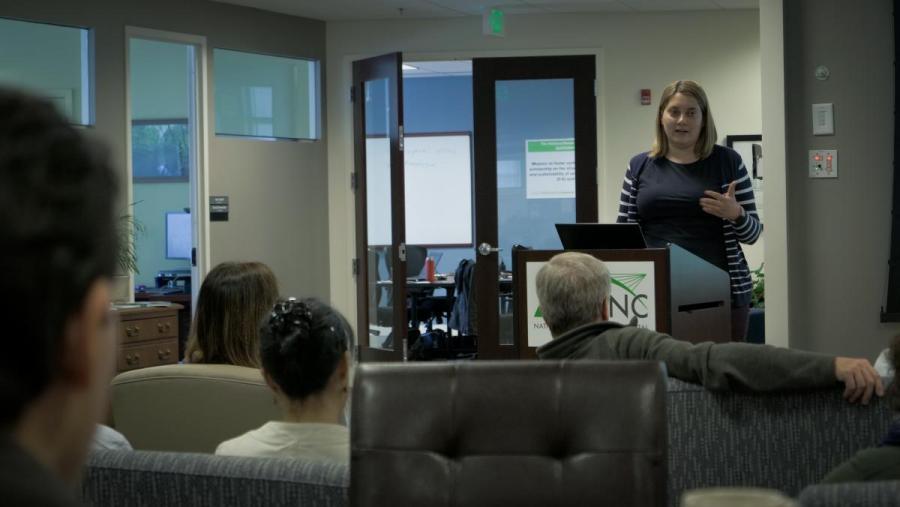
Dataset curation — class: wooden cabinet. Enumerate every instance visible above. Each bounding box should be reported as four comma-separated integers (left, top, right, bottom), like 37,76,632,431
134,292,192,359
114,304,182,373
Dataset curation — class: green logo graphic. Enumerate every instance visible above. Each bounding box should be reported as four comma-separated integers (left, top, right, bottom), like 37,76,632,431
611,273,646,297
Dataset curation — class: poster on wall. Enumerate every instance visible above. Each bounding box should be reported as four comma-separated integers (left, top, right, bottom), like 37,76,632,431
524,259,657,348
525,138,575,199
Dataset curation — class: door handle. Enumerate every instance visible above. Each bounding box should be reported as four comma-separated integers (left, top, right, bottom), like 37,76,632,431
477,242,502,257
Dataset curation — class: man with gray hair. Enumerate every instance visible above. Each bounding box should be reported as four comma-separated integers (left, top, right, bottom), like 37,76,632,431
536,252,882,403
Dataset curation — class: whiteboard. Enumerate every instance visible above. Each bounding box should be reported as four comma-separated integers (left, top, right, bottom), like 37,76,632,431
365,133,473,246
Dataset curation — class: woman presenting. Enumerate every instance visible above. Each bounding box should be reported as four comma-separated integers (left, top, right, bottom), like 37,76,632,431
617,80,761,341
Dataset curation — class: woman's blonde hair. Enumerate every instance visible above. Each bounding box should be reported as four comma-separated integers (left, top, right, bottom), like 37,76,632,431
184,261,279,368
650,80,718,160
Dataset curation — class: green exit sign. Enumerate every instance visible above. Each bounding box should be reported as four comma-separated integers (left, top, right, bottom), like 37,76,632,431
483,8,505,37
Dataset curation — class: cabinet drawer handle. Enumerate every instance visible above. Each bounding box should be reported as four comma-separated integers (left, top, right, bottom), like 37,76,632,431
125,353,141,366
157,322,173,334
157,348,172,360
126,325,141,338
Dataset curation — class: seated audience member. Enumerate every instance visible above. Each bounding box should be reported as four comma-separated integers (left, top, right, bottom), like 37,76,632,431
183,261,279,367
821,335,900,483
91,424,132,451
0,88,119,504
535,252,882,401
215,298,351,463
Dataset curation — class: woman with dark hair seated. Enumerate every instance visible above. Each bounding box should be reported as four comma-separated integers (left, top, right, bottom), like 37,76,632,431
215,298,352,463
821,334,900,483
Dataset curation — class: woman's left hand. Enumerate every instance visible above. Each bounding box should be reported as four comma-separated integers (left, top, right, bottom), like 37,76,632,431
700,181,743,221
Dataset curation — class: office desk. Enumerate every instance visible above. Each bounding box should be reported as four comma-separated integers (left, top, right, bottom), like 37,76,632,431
376,278,453,329
134,291,192,359
377,276,514,329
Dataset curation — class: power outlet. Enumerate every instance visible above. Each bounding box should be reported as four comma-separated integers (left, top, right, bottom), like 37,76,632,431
809,150,838,178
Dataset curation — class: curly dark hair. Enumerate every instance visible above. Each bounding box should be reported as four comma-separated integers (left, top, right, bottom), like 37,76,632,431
0,87,118,426
260,298,351,400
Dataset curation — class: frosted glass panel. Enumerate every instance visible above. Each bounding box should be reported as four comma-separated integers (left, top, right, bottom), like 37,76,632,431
0,17,92,125
214,48,319,140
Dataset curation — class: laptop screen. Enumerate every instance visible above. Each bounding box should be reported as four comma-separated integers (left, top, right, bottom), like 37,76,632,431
555,223,647,250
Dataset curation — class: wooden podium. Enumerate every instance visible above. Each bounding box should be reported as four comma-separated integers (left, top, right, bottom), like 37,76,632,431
513,244,731,357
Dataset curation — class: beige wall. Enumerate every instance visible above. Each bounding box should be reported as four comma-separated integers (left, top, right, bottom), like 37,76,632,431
784,0,900,358
0,0,330,300
326,10,763,329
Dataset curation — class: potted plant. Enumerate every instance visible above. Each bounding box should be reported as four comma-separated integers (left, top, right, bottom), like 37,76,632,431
750,263,764,308
112,205,144,302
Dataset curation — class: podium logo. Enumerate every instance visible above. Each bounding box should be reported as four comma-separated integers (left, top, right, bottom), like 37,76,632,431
610,273,650,320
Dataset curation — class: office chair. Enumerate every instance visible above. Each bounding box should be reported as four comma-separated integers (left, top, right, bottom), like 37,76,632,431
404,244,427,278
351,360,668,506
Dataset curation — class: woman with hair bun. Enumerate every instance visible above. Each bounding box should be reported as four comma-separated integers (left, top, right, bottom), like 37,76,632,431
215,298,352,463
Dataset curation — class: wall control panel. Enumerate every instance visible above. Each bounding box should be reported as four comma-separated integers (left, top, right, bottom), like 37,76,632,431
809,149,837,178
812,103,834,135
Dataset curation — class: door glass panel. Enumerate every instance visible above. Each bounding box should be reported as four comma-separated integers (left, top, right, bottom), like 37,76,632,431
495,78,575,345
130,38,196,359
365,78,394,350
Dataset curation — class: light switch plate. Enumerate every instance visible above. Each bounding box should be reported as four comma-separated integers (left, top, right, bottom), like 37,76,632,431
812,103,834,135
809,149,837,178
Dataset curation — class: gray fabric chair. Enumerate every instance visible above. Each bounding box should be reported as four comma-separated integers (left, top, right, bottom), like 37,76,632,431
351,360,668,506
82,450,348,507
666,378,893,503
797,480,900,507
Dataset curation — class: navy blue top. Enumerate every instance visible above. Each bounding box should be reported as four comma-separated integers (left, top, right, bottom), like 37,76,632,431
617,145,763,307
636,151,729,272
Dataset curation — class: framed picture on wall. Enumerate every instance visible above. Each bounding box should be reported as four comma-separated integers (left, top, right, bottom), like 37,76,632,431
725,134,762,180
132,118,190,182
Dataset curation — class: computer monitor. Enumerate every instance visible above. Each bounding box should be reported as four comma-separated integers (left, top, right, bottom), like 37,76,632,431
166,212,192,260
555,223,647,250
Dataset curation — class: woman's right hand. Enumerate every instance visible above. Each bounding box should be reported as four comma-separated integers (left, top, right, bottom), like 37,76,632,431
700,180,742,221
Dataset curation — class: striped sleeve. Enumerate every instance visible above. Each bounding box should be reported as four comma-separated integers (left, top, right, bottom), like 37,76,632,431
727,161,762,244
617,161,639,223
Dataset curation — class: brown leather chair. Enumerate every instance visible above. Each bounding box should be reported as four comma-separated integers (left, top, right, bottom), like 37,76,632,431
351,360,668,506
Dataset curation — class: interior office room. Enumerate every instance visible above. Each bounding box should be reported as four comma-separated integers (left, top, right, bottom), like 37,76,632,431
3,0,900,505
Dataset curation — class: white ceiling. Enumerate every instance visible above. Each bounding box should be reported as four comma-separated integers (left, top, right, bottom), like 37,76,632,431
211,0,759,22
